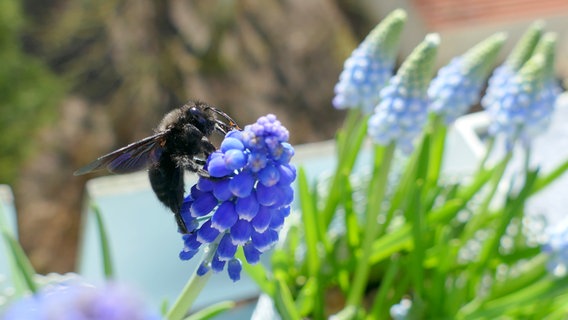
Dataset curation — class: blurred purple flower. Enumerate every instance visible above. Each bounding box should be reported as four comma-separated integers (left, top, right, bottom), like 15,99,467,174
3,281,159,320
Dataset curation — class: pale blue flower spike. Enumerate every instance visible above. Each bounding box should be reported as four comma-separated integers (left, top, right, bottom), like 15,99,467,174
429,33,507,124
367,33,440,153
333,9,407,113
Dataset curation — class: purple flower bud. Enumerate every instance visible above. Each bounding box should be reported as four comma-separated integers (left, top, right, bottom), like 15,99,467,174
227,258,242,282
190,192,217,217
217,233,237,261
212,179,233,202
182,233,202,250
248,152,268,172
220,137,245,152
269,209,285,230
243,243,261,264
256,183,279,206
230,220,252,245
196,220,220,243
179,248,199,260
275,142,294,164
251,206,273,233
226,129,243,140
224,149,247,171
197,177,215,192
251,230,273,252
190,185,205,199
197,262,210,276
258,164,280,186
235,192,259,220
211,202,238,231
207,155,232,177
211,254,226,273
229,171,255,197
277,164,296,186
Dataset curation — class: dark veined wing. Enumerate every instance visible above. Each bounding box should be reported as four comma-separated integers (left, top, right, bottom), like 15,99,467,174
74,132,167,176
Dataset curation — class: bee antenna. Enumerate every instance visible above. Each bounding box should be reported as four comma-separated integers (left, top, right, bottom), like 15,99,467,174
206,106,241,131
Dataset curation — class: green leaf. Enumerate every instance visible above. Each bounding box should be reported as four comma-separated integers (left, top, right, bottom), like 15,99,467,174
347,144,395,306
532,157,568,195
461,275,568,318
322,111,368,228
273,276,302,320
294,277,317,316
184,301,236,320
1,227,37,294
297,167,321,278
91,202,114,279
239,249,275,295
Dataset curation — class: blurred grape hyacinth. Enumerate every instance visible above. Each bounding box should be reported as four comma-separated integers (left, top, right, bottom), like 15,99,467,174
332,9,406,113
543,222,568,277
4,281,159,320
179,114,295,281
390,298,412,320
367,34,439,153
484,33,560,148
482,22,544,110
428,33,506,124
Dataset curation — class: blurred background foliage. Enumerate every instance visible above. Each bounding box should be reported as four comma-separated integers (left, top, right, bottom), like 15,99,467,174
2,0,375,273
0,0,64,184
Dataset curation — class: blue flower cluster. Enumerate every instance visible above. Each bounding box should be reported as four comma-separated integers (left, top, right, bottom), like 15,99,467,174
332,9,406,113
367,34,439,153
482,22,543,111
483,33,560,148
542,222,568,277
428,33,506,124
4,281,159,320
179,114,296,281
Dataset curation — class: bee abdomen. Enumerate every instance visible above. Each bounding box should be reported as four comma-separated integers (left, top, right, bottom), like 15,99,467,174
148,155,186,231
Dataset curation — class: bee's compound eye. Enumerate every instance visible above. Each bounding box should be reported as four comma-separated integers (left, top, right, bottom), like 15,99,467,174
189,107,207,125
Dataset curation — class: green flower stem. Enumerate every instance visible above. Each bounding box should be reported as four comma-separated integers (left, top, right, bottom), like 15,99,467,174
166,258,213,320
408,134,431,305
461,151,512,242
322,109,369,228
426,115,447,188
477,136,496,171
475,166,538,271
184,301,236,320
347,143,395,307
368,255,401,318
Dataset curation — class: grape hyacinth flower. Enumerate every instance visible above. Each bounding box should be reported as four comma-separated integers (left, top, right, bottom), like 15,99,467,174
332,9,406,113
367,34,439,153
482,22,544,112
179,114,295,281
484,33,560,148
428,33,506,124
542,221,568,277
390,297,412,320
3,281,159,320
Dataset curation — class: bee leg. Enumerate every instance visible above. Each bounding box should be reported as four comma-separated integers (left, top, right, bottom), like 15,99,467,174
148,156,188,233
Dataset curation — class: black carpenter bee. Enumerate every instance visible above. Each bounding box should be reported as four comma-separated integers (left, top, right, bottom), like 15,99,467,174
74,100,240,233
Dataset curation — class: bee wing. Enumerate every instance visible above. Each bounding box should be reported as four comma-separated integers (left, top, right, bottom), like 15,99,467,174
74,132,167,176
